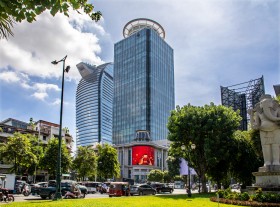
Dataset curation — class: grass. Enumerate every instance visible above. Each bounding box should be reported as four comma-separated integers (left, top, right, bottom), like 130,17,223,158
2,193,247,207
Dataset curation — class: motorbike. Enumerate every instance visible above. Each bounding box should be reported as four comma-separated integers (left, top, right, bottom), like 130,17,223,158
99,186,108,194
64,191,84,199
0,188,15,202
22,185,31,196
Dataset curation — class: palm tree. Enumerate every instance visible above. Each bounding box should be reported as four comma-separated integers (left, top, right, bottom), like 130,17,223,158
0,15,14,39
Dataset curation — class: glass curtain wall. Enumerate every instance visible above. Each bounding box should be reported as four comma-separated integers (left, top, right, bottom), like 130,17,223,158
76,63,114,146
113,28,174,145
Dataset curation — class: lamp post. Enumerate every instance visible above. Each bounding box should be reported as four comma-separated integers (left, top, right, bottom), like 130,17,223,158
51,55,70,200
181,143,196,197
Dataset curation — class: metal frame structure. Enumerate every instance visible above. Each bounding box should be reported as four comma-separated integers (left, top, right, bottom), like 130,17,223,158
123,18,165,39
221,76,265,130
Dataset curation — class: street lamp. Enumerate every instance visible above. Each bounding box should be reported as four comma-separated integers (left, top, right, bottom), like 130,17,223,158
181,143,196,197
51,55,70,200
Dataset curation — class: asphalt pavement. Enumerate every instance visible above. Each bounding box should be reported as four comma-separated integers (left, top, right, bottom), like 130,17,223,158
11,188,189,202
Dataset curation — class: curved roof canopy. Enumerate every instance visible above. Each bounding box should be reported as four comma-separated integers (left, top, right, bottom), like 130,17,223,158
123,18,165,39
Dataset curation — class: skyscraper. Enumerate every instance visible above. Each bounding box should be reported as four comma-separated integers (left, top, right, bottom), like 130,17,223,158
76,62,114,146
113,18,175,145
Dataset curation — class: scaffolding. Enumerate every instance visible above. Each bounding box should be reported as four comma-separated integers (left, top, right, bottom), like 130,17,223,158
221,76,265,130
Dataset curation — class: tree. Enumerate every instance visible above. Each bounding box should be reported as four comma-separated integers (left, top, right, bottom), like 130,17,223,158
0,0,102,39
0,132,38,174
167,103,241,192
22,133,44,175
249,129,262,161
166,155,181,179
63,127,70,134
147,169,164,182
96,143,120,180
40,137,72,178
230,130,262,188
163,170,172,183
73,146,97,181
275,95,280,104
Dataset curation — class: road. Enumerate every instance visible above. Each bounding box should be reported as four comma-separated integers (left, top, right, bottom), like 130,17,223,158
12,189,190,202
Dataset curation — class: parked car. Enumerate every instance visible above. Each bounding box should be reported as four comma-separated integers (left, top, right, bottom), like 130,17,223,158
39,180,87,199
130,184,156,196
30,182,48,195
108,182,130,197
83,182,101,194
150,183,173,193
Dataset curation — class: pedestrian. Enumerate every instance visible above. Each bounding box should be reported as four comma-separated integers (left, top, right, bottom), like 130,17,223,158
186,187,191,197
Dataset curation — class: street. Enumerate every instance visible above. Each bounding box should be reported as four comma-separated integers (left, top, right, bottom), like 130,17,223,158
12,189,189,202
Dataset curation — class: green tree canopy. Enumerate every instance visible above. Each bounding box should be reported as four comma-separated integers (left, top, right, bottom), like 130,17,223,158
40,137,72,178
230,130,262,188
147,169,164,182
163,170,172,183
22,133,44,175
0,132,38,174
96,143,120,180
167,103,241,192
166,155,181,179
73,145,97,181
0,0,101,39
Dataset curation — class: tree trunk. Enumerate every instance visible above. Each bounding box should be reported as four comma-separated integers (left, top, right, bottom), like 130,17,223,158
200,173,208,193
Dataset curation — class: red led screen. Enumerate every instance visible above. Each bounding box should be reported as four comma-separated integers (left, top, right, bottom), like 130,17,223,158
132,146,154,166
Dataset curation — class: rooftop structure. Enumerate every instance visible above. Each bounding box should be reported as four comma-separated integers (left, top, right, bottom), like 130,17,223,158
274,84,280,96
221,76,265,130
123,18,165,39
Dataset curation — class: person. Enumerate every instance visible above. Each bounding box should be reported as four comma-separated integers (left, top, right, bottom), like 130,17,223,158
126,186,130,196
186,187,191,197
138,154,152,165
71,183,81,198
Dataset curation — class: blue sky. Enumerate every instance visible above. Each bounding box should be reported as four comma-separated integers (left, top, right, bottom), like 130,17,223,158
0,0,279,146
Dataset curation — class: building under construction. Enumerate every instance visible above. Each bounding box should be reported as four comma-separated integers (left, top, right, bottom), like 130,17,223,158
221,76,265,130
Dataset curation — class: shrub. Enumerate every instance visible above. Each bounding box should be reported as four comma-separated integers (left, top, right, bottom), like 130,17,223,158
215,188,280,204
252,188,263,202
216,189,224,198
240,192,250,201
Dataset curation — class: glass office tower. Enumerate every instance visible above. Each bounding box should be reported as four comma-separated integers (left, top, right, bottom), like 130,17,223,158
113,18,174,145
76,62,114,146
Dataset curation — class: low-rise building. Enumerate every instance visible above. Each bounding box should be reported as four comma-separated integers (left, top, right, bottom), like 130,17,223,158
0,118,74,181
113,130,169,183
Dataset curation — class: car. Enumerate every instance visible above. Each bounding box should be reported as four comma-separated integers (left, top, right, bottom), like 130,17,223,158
83,182,101,194
150,183,173,193
39,180,87,199
130,184,156,196
30,182,48,195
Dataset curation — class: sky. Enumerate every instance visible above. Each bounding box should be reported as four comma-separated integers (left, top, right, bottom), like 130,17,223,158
0,0,279,147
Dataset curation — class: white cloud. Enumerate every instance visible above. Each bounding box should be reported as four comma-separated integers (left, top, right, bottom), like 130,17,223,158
0,71,20,83
0,9,105,81
51,98,61,105
32,92,48,101
0,70,61,101
51,98,69,106
33,83,60,92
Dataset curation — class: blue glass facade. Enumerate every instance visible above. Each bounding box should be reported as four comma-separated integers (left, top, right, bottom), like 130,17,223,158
113,28,174,145
76,62,114,146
